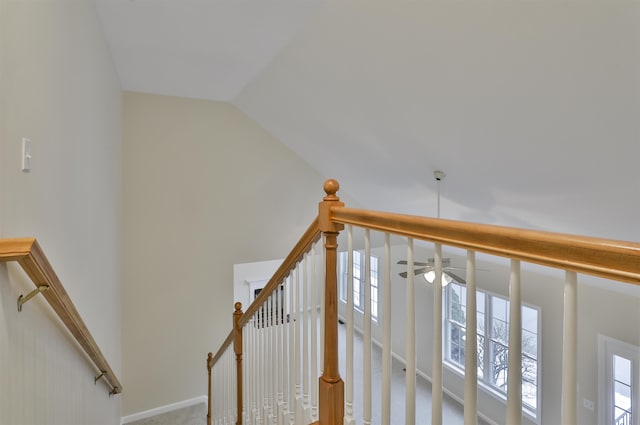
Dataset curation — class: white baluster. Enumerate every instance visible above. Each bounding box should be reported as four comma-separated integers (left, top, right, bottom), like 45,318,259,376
344,226,355,425
506,260,522,425
303,254,311,421
320,236,325,374
406,238,416,425
243,324,249,424
364,229,372,425
261,304,267,423
432,243,443,425
253,316,259,424
562,271,578,425
311,244,319,421
269,288,278,425
464,251,478,425
381,233,392,425
276,286,284,425
289,273,296,425
228,344,238,422
295,264,303,423
281,280,290,425
225,349,230,424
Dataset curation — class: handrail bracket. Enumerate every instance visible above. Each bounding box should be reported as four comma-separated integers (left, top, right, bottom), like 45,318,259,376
95,371,107,384
17,285,50,312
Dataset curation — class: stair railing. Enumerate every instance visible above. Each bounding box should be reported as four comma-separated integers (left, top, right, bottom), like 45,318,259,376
208,179,640,425
0,237,122,395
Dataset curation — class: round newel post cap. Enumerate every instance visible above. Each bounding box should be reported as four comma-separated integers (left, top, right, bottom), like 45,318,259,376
323,179,340,201
234,302,242,312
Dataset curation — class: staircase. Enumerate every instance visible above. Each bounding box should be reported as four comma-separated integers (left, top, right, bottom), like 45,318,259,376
207,180,640,425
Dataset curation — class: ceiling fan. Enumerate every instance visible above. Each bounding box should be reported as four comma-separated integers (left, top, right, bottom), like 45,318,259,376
397,170,472,286
398,258,466,285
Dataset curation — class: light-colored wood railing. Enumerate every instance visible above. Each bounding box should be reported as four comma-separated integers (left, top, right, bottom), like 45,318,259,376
207,213,332,425
208,179,640,425
0,237,122,395
330,206,640,285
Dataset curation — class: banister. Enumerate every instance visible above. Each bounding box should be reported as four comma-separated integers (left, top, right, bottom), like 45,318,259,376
0,237,122,394
330,206,640,285
212,330,234,366
238,217,321,329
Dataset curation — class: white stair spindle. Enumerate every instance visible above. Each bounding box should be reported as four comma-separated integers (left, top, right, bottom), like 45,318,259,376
464,251,478,425
432,243,444,425
289,274,296,425
295,264,302,422
364,229,372,425
253,316,258,425
277,285,285,425
246,318,250,424
320,236,325,373
406,238,416,425
262,303,268,421
381,233,392,425
506,260,522,425
282,280,290,425
562,271,578,425
344,225,355,425
267,294,273,421
272,293,278,423
303,254,310,421
311,244,319,421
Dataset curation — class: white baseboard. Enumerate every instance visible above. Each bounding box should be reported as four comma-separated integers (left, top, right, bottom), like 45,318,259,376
337,316,500,425
121,395,207,424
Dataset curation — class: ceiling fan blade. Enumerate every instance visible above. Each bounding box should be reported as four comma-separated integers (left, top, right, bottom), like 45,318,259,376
399,267,430,278
397,260,429,266
445,271,466,284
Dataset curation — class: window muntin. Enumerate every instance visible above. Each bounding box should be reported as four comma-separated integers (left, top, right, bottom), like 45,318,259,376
445,282,540,417
614,355,633,424
339,251,379,319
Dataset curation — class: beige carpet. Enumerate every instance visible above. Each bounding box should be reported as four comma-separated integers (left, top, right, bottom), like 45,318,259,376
126,402,206,425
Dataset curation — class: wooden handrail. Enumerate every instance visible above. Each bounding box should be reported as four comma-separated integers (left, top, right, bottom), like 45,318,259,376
237,217,321,329
211,330,234,366
330,206,640,285
0,237,122,394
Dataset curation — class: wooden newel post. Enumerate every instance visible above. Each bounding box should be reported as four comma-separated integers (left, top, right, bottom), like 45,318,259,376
233,302,243,425
318,179,345,425
207,352,213,425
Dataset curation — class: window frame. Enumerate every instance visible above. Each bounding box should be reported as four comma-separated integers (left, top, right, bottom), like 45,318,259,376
338,250,379,320
598,335,639,425
444,282,541,422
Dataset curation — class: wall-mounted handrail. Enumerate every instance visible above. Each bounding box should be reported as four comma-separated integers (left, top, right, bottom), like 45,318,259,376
0,237,122,395
330,206,640,285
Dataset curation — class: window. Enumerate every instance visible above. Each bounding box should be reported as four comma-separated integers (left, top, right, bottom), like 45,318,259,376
599,335,639,425
445,282,540,418
339,251,379,319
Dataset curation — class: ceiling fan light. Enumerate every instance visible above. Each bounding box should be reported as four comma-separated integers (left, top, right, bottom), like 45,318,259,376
423,270,453,286
424,270,436,283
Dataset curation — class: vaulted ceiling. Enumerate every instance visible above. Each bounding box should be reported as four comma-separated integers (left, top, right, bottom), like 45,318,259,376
94,1,640,244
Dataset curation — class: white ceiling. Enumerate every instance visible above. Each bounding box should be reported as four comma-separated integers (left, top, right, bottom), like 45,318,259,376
94,1,640,244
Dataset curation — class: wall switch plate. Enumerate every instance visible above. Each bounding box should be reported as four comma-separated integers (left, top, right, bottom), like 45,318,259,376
583,398,595,411
22,138,32,172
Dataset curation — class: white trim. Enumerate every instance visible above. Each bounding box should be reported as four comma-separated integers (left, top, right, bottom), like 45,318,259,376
338,317,500,425
121,395,207,424
598,334,640,425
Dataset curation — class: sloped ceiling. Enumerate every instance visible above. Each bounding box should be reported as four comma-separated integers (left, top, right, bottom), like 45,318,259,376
95,1,640,243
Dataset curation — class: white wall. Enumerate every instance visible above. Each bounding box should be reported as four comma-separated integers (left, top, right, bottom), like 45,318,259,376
0,0,123,423
121,92,346,416
233,259,283,311
337,239,640,425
